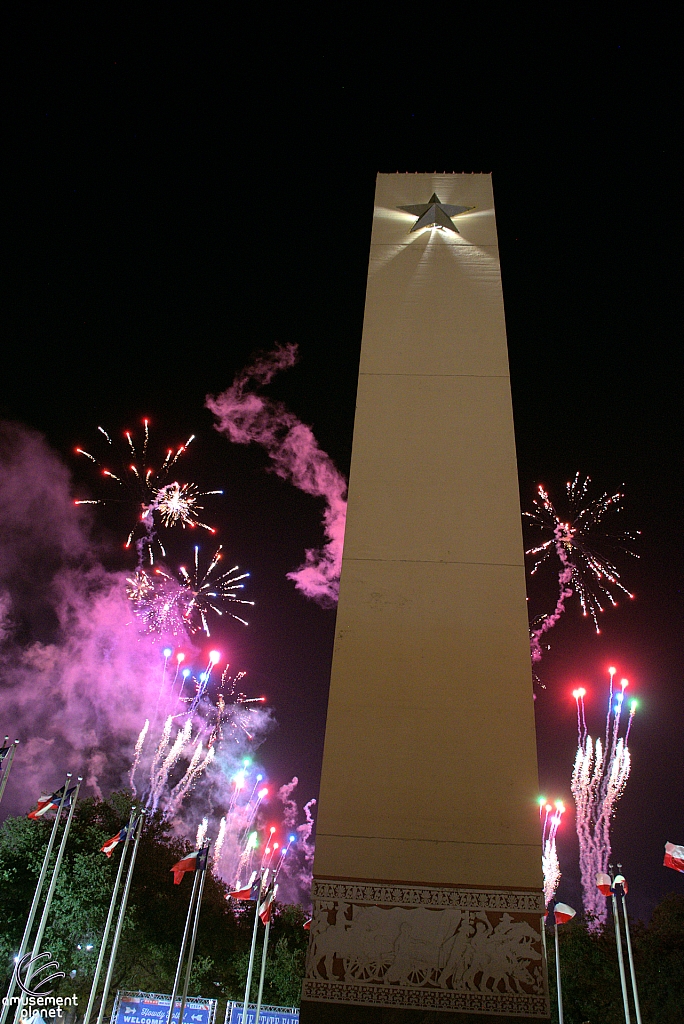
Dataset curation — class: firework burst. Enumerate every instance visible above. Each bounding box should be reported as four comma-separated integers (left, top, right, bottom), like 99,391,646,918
74,421,222,563
571,668,636,930
525,474,638,662
155,545,253,634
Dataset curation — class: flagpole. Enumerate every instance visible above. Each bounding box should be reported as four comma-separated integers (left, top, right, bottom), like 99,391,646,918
15,777,83,1023
0,773,71,1024
177,845,210,1024
0,740,19,806
553,919,565,1024
165,868,202,1024
82,808,137,1024
241,871,264,1024
610,878,632,1024
254,916,271,1024
540,913,548,967
616,871,642,1024
95,810,145,1024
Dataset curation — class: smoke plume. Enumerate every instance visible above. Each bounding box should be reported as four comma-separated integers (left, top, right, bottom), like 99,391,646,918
206,345,347,607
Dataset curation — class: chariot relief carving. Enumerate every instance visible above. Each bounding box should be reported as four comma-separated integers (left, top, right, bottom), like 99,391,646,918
302,881,549,1017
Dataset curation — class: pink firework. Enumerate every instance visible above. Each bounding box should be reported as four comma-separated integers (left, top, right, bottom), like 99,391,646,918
571,668,636,930
525,474,638,663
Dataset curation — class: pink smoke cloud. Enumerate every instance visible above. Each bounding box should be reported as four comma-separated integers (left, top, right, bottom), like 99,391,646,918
0,422,317,905
276,776,316,906
530,527,574,664
0,423,173,810
206,345,347,607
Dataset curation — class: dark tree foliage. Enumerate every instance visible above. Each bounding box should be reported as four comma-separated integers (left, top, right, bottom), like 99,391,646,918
0,796,308,1017
547,896,684,1024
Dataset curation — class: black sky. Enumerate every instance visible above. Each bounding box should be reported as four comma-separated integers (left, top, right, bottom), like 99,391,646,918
2,8,683,921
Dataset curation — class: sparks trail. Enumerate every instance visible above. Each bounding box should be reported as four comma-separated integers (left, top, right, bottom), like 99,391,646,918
571,668,637,930
539,797,565,907
129,701,283,887
74,420,222,564
129,652,270,816
525,474,639,662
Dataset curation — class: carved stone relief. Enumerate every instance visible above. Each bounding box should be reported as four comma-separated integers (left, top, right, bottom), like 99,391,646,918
302,879,549,1017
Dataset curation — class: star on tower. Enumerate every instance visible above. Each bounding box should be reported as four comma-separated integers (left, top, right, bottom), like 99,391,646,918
398,193,474,233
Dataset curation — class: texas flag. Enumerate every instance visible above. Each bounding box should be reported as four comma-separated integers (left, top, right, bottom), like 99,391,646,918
229,871,260,901
170,846,208,885
554,903,576,925
303,918,311,931
664,842,684,874
0,745,10,763
259,884,278,924
596,872,613,897
101,825,128,857
28,785,75,820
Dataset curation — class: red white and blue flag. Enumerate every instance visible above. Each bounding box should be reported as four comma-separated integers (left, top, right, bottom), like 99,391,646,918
258,884,277,924
664,842,684,874
28,785,75,820
553,903,576,925
229,872,260,901
170,846,208,885
101,825,128,857
303,918,311,931
0,745,10,763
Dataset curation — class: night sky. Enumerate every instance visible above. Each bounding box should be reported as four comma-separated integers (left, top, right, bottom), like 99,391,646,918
2,9,682,921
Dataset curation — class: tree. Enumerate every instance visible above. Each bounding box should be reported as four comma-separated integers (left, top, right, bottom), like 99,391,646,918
0,795,253,1014
547,896,684,1024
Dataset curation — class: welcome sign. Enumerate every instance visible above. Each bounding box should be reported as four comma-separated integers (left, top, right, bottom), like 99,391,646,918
114,992,217,1024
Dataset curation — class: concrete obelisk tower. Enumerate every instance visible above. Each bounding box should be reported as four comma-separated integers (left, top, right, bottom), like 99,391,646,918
300,174,548,1022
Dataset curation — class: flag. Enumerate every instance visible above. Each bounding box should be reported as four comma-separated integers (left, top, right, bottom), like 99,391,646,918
303,918,311,930
101,825,128,857
664,841,684,873
27,784,72,820
170,846,208,885
554,903,576,925
229,871,260,901
613,873,629,894
0,745,10,763
596,872,613,897
258,884,277,924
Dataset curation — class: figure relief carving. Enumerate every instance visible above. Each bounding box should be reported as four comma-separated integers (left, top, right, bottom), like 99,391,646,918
303,882,549,1017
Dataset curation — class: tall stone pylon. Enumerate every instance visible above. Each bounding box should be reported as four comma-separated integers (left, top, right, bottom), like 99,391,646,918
300,174,549,1023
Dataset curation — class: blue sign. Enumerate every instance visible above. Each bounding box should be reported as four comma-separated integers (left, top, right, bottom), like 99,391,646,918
226,1006,298,1024
115,992,216,1024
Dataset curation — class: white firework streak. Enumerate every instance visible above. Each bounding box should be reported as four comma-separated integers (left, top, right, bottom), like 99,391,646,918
149,719,193,809
148,715,173,789
540,802,564,907
166,741,215,816
213,816,227,868
571,676,634,930
129,719,149,795
195,816,209,849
